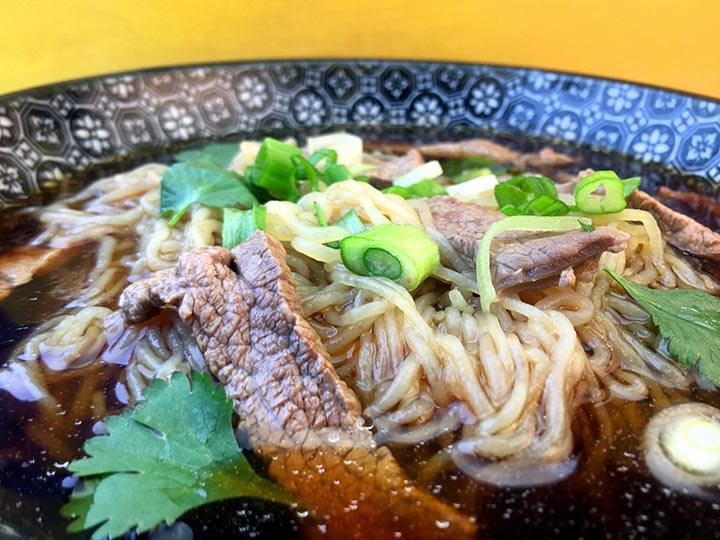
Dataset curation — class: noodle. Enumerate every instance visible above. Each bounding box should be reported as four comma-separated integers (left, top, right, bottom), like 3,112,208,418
3,137,719,492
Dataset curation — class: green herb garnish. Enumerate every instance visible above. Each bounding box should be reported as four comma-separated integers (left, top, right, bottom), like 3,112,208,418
383,178,448,199
392,161,443,188
442,157,509,182
578,219,596,232
61,372,293,540
573,171,640,215
323,163,353,184
494,175,570,217
245,138,303,202
605,269,720,386
314,204,366,248
222,204,267,248
340,223,439,291
160,163,258,227
175,143,239,169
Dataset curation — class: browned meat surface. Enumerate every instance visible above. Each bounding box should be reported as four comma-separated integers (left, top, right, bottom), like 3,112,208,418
628,189,720,260
365,149,424,186
365,138,576,173
119,231,475,540
0,244,84,301
655,186,720,232
425,196,629,291
555,168,594,194
517,146,576,171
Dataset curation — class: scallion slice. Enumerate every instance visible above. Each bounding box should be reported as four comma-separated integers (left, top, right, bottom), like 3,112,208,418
333,208,365,236
307,148,338,167
291,155,320,192
392,161,443,188
245,138,302,201
574,171,631,215
476,215,592,311
495,175,569,216
323,163,353,184
383,178,448,199
221,204,267,248
340,223,439,291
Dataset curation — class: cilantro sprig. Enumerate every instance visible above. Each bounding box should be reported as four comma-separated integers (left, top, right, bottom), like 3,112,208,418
62,371,293,540
161,139,366,237
160,163,258,226
175,142,240,169
606,269,720,386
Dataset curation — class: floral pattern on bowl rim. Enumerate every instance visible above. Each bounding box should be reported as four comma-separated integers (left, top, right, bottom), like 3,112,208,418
1,60,719,207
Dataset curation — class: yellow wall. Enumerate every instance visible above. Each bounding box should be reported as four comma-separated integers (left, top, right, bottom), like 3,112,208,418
1,0,718,99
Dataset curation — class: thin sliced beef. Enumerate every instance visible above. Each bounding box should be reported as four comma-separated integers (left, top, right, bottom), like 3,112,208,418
424,196,629,291
628,189,720,260
119,231,475,540
0,244,86,301
365,138,576,173
365,149,424,186
655,186,720,232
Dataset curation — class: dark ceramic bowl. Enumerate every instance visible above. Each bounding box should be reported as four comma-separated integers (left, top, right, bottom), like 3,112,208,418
1,61,719,540
1,60,719,210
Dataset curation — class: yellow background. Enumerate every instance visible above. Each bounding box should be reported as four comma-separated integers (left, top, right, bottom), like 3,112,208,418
1,0,719,99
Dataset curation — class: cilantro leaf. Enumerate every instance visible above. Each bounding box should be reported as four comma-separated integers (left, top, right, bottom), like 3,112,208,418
175,143,239,168
160,163,258,226
61,478,98,534
605,268,720,386
63,371,293,539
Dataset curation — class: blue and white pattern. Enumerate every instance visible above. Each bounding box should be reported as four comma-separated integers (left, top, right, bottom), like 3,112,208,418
1,60,719,206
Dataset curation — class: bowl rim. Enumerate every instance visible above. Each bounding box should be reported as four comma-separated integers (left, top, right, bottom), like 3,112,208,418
2,57,719,104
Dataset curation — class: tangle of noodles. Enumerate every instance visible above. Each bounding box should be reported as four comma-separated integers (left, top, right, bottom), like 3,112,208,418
2,142,718,489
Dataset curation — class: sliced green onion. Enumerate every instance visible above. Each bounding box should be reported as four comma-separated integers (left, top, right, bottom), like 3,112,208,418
307,148,338,167
392,161,443,188
316,206,366,248
349,163,377,177
445,174,498,198
313,201,327,226
452,167,494,185
383,178,447,199
323,163,353,184
664,415,720,475
494,175,569,216
333,209,365,236
622,176,642,197
306,132,363,168
500,195,570,217
221,204,267,248
574,170,628,215
245,138,302,201
578,219,596,232
291,155,320,192
476,215,591,311
340,223,439,291
442,157,509,181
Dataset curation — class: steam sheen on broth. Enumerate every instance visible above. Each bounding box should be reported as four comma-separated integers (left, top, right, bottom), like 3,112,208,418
0,133,719,540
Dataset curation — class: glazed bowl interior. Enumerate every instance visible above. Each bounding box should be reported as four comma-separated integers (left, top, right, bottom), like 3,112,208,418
1,60,719,540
